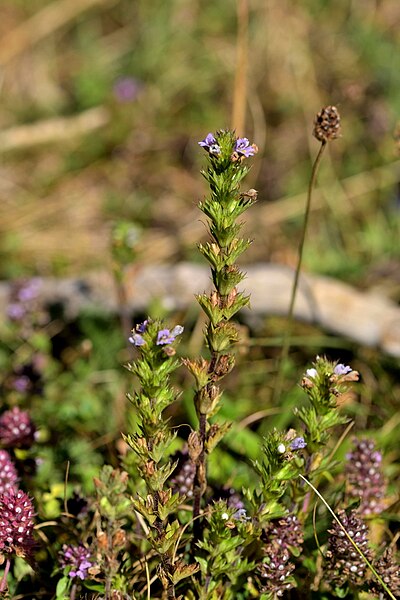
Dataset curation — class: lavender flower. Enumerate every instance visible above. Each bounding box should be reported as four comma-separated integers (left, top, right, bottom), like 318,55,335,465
60,544,93,580
325,509,372,587
156,325,184,345
0,489,35,558
234,137,257,157
334,363,352,376
290,437,307,451
0,450,19,495
198,133,221,155
113,76,141,103
129,333,145,347
0,407,36,448
345,438,386,516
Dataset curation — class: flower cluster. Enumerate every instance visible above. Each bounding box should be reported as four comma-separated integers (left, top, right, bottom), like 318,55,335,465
0,407,37,449
259,515,303,596
301,358,359,411
370,548,400,597
345,438,386,516
0,450,19,495
0,489,35,558
60,544,93,580
325,509,371,588
198,131,257,160
129,319,184,349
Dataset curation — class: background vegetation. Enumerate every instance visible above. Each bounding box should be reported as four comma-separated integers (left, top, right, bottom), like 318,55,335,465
0,0,399,597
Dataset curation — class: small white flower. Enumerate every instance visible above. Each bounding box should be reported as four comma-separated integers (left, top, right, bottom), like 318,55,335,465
305,368,317,379
277,443,286,454
221,512,229,520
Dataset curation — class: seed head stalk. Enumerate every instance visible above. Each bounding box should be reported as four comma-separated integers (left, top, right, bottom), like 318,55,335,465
188,131,258,536
274,106,341,403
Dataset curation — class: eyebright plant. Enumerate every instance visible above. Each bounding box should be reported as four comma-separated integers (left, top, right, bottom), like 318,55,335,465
1,119,399,599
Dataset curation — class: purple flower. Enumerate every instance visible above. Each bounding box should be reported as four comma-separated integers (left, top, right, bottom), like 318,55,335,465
234,137,256,157
128,333,145,347
7,303,26,321
290,437,307,451
136,320,148,333
60,544,93,580
0,407,36,448
334,363,352,376
0,450,19,495
259,515,303,596
198,133,221,155
156,325,184,345
156,329,176,345
12,375,30,393
113,76,141,103
325,509,371,586
345,439,386,516
0,489,35,558
17,279,41,302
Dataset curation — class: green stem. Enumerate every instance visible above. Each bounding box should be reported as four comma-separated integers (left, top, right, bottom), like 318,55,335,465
273,141,327,403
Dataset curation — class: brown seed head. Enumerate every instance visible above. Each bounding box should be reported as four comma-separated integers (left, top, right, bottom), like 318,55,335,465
313,105,341,142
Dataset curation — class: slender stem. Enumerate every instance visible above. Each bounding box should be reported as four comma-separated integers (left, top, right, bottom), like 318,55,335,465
0,557,11,593
273,141,327,403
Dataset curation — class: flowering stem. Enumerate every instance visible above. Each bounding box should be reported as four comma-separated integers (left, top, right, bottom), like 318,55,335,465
0,557,11,593
274,141,327,403
191,131,257,535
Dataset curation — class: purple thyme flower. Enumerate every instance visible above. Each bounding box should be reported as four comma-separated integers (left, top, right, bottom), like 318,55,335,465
113,76,141,103
0,450,19,495
0,489,35,558
334,363,352,376
60,544,93,580
234,137,256,157
128,333,145,347
156,325,184,345
0,407,36,448
345,438,386,516
259,515,303,596
290,437,307,451
198,133,221,155
325,509,372,587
